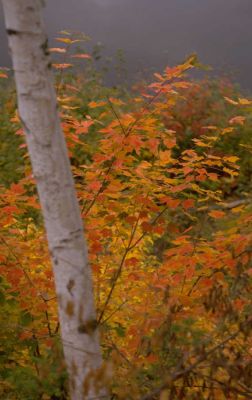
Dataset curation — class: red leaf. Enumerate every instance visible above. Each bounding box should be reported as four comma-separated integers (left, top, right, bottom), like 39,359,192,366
125,257,138,267
182,199,195,210
141,221,153,232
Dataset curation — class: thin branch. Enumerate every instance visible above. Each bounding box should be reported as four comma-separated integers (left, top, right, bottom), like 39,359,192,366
82,77,171,216
109,340,132,366
129,206,168,251
97,212,141,324
198,372,252,398
0,235,48,303
140,323,250,400
83,158,114,216
106,96,127,137
125,84,167,137
100,299,128,325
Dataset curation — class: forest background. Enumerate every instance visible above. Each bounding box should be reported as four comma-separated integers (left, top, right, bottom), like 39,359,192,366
0,11,252,400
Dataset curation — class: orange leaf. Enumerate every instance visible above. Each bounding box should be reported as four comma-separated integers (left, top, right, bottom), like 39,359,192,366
89,101,107,108
148,138,159,153
71,53,92,59
161,197,180,208
208,210,225,219
75,120,94,134
52,63,73,69
49,47,66,53
229,116,245,125
88,181,102,191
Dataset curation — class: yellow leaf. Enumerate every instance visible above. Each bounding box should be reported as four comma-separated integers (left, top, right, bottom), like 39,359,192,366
192,139,210,147
202,125,217,130
221,127,234,135
238,97,252,105
55,37,83,44
231,206,245,214
62,105,79,110
159,150,172,164
224,156,239,163
223,167,239,176
55,37,73,44
52,63,73,69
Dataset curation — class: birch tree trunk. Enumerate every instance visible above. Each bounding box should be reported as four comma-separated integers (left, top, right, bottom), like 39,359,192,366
2,1,107,399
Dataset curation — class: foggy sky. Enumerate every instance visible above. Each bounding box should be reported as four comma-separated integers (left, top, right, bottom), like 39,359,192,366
0,0,252,91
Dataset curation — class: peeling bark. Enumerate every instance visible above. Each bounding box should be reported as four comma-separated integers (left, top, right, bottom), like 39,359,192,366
2,1,107,399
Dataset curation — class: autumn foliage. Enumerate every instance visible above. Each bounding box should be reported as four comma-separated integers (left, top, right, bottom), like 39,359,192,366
1,34,252,399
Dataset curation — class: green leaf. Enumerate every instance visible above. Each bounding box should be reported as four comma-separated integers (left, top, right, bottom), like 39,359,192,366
20,311,33,326
114,323,126,337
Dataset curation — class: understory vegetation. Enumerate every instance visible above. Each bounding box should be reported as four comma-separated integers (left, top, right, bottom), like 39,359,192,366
0,33,252,399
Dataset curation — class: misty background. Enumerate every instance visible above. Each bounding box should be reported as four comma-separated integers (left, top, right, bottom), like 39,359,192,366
0,0,251,91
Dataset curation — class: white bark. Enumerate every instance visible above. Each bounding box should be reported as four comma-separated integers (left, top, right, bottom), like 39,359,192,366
2,1,106,399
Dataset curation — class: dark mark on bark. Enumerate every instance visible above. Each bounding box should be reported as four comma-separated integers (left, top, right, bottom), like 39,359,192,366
78,319,98,334
67,279,75,296
66,301,74,317
20,117,31,135
41,38,50,56
6,29,18,35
